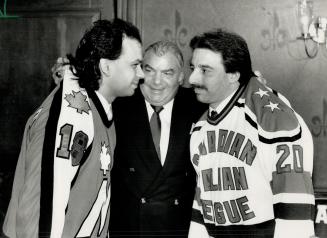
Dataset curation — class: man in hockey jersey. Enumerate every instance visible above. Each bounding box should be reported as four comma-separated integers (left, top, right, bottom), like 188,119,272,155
3,19,144,238
188,29,315,238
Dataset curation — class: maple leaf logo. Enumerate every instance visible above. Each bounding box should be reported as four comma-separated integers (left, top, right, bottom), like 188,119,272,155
65,90,91,114
100,142,111,175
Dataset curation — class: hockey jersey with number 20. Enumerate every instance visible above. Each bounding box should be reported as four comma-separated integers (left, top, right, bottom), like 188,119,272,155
189,77,315,238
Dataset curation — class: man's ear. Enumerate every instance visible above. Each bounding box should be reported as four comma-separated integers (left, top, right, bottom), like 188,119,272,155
227,72,240,83
178,71,184,85
254,70,267,85
99,58,110,77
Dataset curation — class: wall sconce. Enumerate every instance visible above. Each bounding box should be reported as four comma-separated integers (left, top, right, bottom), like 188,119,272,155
297,0,327,58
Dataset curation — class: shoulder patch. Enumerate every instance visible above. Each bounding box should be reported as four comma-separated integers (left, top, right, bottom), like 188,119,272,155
244,77,298,132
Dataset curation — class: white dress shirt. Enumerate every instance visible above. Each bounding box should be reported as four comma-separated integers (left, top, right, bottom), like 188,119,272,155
145,99,174,165
95,91,113,121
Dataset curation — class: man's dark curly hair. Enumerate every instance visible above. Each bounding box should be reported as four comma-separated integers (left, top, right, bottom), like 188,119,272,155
67,18,142,90
190,29,254,85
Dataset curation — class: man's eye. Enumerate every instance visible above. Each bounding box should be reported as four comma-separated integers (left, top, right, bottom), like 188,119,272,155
164,72,173,76
201,68,208,74
190,66,194,71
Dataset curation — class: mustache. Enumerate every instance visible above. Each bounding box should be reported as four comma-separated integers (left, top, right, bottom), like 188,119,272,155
191,84,207,90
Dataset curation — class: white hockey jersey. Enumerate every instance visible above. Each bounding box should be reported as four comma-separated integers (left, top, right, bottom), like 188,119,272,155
3,68,115,238
189,77,315,238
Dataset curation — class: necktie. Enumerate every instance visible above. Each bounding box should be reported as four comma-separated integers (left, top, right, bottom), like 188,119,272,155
150,105,164,160
209,110,218,120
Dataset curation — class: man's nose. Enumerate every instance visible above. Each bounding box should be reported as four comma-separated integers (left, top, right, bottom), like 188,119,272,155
153,72,161,85
136,65,144,78
188,70,198,85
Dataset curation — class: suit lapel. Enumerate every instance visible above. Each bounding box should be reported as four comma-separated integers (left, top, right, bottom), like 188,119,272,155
133,89,162,171
162,89,186,170
144,88,186,195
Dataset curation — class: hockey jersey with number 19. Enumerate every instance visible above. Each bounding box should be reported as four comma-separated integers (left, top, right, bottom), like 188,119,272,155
3,68,115,238
188,77,315,238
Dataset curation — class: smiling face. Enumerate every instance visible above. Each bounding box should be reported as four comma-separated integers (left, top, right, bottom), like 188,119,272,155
140,50,184,106
105,37,144,99
189,48,239,109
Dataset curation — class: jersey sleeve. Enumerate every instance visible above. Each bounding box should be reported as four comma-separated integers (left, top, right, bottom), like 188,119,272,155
245,78,315,237
3,95,57,238
259,111,315,238
50,69,94,237
272,114,315,237
3,121,30,238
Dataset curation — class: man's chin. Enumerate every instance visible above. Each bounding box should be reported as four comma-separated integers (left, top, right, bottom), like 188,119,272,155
121,89,135,97
194,94,207,104
145,96,168,106
128,90,136,96
193,87,206,94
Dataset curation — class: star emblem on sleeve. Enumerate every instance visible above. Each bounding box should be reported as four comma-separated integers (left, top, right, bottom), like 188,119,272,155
254,88,269,98
264,101,280,112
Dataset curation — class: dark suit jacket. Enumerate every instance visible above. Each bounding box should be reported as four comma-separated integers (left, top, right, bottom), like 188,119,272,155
109,87,206,237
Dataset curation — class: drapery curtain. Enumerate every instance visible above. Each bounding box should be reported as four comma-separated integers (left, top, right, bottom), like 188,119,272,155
115,0,143,38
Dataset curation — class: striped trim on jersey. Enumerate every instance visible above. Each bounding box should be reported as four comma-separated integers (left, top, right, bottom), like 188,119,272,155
273,203,315,220
39,82,63,236
271,168,315,221
207,82,247,125
191,209,275,238
86,88,112,128
245,113,302,144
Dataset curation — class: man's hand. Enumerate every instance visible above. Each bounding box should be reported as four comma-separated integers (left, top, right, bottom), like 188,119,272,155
51,57,70,85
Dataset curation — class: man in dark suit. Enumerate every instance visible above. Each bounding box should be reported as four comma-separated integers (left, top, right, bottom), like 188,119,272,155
109,41,206,237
